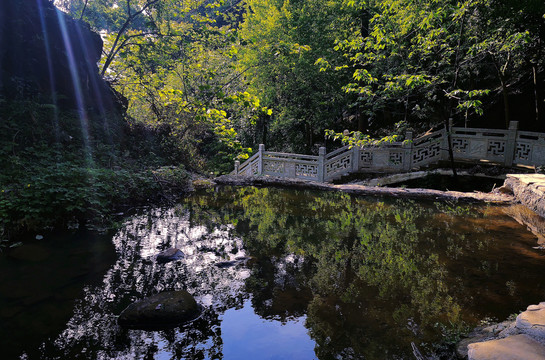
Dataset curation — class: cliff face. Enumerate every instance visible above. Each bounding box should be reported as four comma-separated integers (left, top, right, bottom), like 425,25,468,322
0,0,122,112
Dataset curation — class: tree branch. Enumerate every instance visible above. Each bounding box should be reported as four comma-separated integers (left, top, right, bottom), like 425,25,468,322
79,0,89,21
100,0,162,76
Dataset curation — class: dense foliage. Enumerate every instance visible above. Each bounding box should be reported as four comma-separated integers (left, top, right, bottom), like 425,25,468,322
0,99,190,243
1,0,544,240
54,0,544,156
332,0,545,132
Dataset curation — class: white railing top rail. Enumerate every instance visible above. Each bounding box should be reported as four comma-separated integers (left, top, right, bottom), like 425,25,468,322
325,145,350,160
263,151,319,161
264,156,318,165
238,152,260,173
517,130,545,140
413,128,444,146
324,149,352,166
452,127,510,137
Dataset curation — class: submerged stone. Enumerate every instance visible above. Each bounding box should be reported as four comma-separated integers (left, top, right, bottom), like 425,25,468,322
214,260,238,268
118,291,200,329
9,244,51,262
156,248,184,263
214,257,253,268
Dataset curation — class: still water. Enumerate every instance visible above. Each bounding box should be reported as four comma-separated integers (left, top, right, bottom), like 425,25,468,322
1,186,545,359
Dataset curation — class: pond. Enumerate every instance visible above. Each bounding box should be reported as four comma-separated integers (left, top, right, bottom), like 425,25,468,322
2,186,545,359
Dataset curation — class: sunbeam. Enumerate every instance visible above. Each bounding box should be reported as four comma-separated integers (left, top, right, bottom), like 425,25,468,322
37,0,60,143
73,24,115,148
55,8,94,166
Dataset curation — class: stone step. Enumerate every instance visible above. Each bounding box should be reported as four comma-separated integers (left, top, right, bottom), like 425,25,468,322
468,334,545,360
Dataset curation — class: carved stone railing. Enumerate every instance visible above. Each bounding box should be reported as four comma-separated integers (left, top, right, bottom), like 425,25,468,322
262,150,321,181
232,121,545,182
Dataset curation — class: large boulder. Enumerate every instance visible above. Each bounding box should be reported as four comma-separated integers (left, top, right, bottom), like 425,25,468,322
516,302,545,339
118,291,200,329
467,334,545,360
0,0,122,112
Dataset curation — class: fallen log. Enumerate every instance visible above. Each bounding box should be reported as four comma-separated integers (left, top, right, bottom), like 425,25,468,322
213,175,514,204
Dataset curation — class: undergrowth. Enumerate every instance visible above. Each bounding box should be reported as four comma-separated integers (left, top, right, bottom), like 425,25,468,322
0,99,192,243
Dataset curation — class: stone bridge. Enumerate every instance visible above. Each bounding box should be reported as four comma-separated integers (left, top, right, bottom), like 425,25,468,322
232,121,545,182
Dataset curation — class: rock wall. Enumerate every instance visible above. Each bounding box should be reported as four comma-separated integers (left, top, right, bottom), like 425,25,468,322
0,0,122,112
504,174,545,219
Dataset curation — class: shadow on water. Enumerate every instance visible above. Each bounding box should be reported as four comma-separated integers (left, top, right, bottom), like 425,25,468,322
1,186,545,359
0,230,117,360
393,174,501,192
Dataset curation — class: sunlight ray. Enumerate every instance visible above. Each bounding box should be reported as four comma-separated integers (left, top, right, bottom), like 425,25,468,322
73,24,115,147
55,9,94,166
37,0,60,143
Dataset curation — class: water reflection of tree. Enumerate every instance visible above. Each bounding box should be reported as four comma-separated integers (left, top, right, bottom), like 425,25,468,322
39,186,540,360
44,206,251,359
183,187,482,359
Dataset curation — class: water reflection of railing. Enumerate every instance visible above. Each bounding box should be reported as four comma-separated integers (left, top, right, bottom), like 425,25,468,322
232,121,545,182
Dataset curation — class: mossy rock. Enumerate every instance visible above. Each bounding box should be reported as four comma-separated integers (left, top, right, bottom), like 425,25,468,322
118,290,200,330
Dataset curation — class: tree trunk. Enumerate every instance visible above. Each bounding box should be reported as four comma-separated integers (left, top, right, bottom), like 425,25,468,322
357,113,368,132
446,13,467,179
499,73,510,128
445,118,457,178
533,65,539,124
492,55,511,128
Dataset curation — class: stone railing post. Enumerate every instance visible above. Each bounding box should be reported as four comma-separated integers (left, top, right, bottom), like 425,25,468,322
352,146,360,172
258,144,265,175
318,147,326,182
403,130,414,171
505,121,518,167
234,160,240,175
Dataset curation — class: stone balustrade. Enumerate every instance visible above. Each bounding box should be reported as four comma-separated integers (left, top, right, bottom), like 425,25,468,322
232,121,545,182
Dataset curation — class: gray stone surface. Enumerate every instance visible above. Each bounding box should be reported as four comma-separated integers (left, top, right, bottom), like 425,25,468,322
118,290,200,329
467,334,545,360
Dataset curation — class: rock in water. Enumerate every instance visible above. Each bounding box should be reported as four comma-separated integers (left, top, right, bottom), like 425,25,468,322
214,260,238,268
156,248,184,263
118,291,200,329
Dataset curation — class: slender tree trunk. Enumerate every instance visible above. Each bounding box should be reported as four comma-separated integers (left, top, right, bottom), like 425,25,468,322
261,115,268,148
498,73,510,128
308,122,313,152
447,13,467,179
357,113,368,132
444,117,457,178
404,91,409,123
533,65,539,124
491,54,511,128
